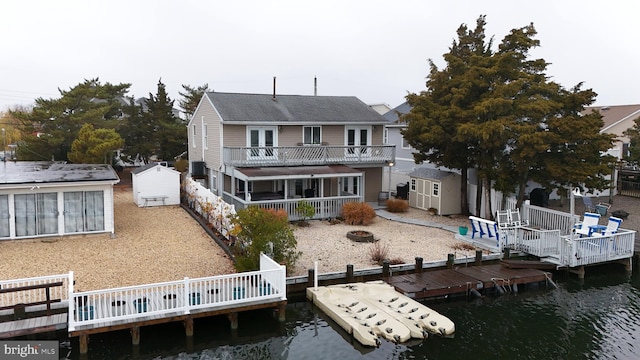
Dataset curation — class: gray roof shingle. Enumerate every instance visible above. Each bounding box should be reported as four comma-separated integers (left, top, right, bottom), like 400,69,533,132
206,92,388,124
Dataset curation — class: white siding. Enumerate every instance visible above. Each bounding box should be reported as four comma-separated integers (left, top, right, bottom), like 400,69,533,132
131,165,181,207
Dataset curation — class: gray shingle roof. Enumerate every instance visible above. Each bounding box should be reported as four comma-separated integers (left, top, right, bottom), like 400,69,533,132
409,166,457,180
206,92,388,124
383,102,412,122
0,162,119,185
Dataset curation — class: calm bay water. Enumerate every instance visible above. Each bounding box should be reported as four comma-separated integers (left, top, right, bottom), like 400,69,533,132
67,266,640,360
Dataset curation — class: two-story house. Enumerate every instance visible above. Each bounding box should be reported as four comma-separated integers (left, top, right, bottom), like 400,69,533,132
187,92,395,220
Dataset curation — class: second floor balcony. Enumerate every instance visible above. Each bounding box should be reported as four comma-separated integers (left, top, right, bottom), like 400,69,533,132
223,145,395,167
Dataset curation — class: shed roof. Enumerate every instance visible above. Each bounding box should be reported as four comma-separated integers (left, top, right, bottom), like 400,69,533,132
409,167,458,180
205,92,388,124
0,162,119,185
131,163,179,175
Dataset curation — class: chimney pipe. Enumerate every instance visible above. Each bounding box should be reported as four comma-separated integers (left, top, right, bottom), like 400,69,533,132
273,76,276,101
314,76,317,96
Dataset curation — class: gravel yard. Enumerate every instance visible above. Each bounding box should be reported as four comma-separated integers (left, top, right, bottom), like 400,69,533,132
1,182,637,290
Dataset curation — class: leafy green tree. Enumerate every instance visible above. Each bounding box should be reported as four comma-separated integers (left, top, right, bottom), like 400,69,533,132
623,116,640,165
68,123,124,164
178,83,209,120
10,78,130,161
230,206,300,273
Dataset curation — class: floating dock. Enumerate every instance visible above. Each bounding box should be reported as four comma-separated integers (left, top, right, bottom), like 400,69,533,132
306,281,454,347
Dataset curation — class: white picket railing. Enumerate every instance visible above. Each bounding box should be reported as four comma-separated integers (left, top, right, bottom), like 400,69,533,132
558,229,636,267
522,203,580,236
0,273,72,309
511,227,562,257
68,254,286,331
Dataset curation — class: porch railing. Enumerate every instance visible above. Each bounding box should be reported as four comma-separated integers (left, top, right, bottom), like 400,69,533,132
222,193,361,221
511,227,562,258
223,145,395,167
68,254,286,331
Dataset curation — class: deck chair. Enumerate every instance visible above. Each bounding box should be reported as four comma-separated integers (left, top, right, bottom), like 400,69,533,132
574,212,601,237
592,216,622,237
582,197,596,212
496,210,511,229
595,203,611,216
509,209,526,227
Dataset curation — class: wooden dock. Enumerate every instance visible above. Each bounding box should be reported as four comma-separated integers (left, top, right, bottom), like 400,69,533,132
386,264,552,299
0,313,67,339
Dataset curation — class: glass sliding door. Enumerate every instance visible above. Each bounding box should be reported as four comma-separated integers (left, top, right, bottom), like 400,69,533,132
0,195,9,238
14,194,36,237
36,193,58,235
64,191,104,233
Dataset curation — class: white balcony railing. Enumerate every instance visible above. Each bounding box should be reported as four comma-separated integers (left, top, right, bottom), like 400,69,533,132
558,229,636,267
223,145,395,167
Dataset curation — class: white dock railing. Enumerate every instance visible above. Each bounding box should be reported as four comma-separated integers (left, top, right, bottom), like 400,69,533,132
0,273,72,308
558,229,636,267
68,254,286,331
512,227,562,258
522,204,580,236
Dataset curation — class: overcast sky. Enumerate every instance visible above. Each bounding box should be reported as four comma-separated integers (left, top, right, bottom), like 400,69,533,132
1,0,638,113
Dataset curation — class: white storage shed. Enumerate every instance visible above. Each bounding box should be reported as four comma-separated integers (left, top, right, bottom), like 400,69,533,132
131,163,181,207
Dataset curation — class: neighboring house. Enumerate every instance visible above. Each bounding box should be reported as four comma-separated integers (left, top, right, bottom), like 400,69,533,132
131,163,181,207
0,162,120,240
187,92,395,220
583,104,640,160
369,103,392,115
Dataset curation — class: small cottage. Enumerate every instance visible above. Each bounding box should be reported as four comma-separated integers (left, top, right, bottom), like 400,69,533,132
131,163,181,207
408,167,461,215
0,161,119,240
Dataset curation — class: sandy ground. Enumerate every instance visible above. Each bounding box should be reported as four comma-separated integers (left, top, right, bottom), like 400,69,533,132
1,183,637,290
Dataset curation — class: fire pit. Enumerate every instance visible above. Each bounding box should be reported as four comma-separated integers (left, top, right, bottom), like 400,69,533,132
347,230,375,242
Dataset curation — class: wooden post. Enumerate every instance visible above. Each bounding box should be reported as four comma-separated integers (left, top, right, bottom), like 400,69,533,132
228,312,239,330
346,265,354,282
184,317,194,337
79,334,89,354
475,250,483,266
447,254,455,269
307,269,315,288
415,257,423,273
278,302,286,322
504,248,511,259
382,260,390,277
131,326,140,345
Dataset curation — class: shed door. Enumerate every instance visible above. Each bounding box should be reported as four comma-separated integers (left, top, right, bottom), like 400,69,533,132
416,179,431,210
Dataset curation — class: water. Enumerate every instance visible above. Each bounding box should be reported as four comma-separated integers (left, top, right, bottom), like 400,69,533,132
65,266,640,360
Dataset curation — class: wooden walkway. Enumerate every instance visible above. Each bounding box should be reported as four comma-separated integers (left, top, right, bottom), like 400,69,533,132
0,313,67,339
386,264,552,300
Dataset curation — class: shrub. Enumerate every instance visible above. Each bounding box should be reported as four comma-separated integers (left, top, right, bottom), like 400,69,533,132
368,241,389,265
295,200,315,224
230,206,301,273
386,198,409,213
341,202,376,225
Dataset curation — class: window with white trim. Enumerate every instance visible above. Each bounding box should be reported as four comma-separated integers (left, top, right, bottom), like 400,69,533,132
303,126,321,145
411,179,416,191
63,191,105,233
192,124,196,147
203,124,208,150
432,183,439,196
14,193,58,236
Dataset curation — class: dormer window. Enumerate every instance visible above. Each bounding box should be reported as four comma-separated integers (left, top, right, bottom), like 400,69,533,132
303,126,321,145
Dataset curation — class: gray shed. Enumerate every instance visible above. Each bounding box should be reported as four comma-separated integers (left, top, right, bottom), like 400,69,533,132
408,167,461,215
131,163,181,207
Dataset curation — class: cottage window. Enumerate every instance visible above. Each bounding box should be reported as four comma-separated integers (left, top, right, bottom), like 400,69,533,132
303,126,321,145
203,124,208,150
411,179,416,191
14,193,58,236
0,195,8,237
63,191,105,233
432,183,439,197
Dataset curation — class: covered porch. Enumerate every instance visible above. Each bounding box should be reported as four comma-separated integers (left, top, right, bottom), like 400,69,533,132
221,165,364,221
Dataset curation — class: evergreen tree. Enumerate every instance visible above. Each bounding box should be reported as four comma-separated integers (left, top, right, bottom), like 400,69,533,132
10,78,130,161
68,123,124,164
144,79,187,161
178,83,209,120
623,116,640,166
402,16,615,215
